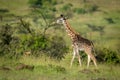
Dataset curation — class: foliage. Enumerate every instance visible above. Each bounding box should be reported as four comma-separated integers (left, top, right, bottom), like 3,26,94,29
0,24,13,56
96,48,120,64
0,23,68,60
29,0,57,8
0,24,13,45
26,35,68,60
105,17,115,24
46,35,68,60
84,4,98,13
87,24,105,36
29,0,57,21
0,8,9,13
73,8,86,14
60,3,73,12
103,48,120,64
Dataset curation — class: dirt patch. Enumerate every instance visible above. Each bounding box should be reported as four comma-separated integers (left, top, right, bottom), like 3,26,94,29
0,66,12,71
15,63,34,70
0,63,34,71
91,77,106,80
79,68,100,74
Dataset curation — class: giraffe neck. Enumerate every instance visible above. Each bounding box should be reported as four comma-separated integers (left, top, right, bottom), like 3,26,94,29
63,20,79,41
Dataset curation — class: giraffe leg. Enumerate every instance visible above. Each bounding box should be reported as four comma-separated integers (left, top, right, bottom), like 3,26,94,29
87,55,91,68
70,48,76,68
89,49,97,67
76,49,81,67
77,54,82,67
85,48,97,68
90,55,97,67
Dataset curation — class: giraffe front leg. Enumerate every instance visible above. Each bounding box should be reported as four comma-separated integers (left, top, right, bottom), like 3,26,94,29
76,49,82,67
78,55,82,67
70,48,76,68
87,55,91,68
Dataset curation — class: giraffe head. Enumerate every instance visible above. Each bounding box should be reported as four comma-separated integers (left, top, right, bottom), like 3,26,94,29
56,14,66,24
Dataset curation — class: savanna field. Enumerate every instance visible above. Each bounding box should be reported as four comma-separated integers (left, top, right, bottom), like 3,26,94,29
0,0,120,80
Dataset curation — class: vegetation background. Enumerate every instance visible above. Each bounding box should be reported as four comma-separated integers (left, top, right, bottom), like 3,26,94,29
0,0,120,80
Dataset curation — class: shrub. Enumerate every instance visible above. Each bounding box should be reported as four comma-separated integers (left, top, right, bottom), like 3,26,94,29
61,3,73,12
29,0,58,8
96,48,120,64
73,8,86,14
105,18,115,24
0,23,68,60
0,8,9,13
0,24,13,56
103,48,120,64
29,0,42,8
84,4,98,13
20,35,68,60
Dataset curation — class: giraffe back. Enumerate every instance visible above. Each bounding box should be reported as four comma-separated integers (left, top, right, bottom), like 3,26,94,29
72,34,94,50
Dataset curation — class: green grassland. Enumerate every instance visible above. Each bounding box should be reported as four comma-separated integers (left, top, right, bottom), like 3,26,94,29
0,0,120,80
0,55,120,80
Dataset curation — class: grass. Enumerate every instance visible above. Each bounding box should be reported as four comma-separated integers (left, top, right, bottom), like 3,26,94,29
0,55,120,80
0,56,120,80
0,0,30,15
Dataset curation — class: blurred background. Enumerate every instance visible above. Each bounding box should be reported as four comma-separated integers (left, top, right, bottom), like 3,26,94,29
0,0,120,80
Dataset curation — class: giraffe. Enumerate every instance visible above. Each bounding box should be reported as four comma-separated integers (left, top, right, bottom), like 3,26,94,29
56,14,97,68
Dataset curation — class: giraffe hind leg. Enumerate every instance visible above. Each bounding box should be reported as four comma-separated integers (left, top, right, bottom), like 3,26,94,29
91,55,97,67
85,49,97,68
89,53,97,67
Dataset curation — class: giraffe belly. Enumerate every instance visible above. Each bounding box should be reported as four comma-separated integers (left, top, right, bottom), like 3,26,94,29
73,42,85,51
79,48,84,51
78,44,84,51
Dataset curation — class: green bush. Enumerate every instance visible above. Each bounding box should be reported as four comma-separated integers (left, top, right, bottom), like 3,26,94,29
0,24,13,56
61,3,73,12
103,48,120,64
0,8,9,13
29,0,58,8
73,8,86,14
0,23,68,60
21,35,68,60
96,48,120,64
84,4,98,13
29,0,42,8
